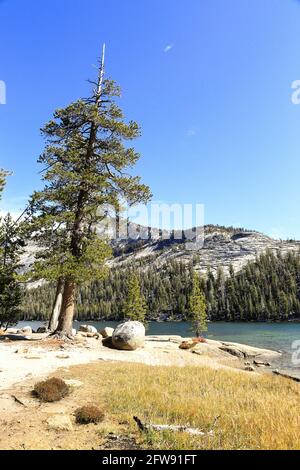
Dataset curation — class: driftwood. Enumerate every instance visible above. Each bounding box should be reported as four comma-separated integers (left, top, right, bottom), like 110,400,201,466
133,415,219,436
11,395,27,407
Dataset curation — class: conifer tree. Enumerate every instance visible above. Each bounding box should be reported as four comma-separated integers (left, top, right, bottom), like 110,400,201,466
123,272,147,323
0,214,24,329
0,170,7,196
0,172,23,329
28,50,151,338
189,271,207,337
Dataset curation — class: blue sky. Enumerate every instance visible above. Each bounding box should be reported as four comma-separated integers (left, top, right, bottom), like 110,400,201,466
1,0,300,238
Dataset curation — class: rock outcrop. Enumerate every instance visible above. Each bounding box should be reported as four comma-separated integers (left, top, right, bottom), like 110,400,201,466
111,226,300,276
21,225,300,287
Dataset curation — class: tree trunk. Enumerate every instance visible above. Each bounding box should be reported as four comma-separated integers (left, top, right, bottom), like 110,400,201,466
48,277,64,331
52,76,100,339
54,280,76,338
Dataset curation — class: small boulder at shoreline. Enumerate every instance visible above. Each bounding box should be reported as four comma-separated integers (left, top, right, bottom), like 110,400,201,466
6,328,19,334
112,321,145,351
37,327,48,333
79,325,97,334
100,327,114,338
20,327,32,335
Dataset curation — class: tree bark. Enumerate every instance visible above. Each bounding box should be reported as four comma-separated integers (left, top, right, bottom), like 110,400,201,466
48,277,64,331
54,280,76,338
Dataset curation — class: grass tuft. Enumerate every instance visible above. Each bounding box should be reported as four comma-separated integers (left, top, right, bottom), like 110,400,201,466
75,405,105,424
33,377,70,402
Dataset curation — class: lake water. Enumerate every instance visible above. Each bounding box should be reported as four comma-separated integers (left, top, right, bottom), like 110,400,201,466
17,320,300,373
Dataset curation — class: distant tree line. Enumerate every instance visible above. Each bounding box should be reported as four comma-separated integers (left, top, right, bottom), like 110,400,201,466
21,249,300,323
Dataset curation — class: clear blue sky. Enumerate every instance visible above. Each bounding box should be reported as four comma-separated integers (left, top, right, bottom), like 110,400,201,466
1,0,300,238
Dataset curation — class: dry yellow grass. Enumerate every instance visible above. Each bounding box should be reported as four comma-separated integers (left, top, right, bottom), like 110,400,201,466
60,362,300,450
1,361,300,450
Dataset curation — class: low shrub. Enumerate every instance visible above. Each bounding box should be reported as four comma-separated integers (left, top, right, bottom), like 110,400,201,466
33,377,70,402
75,405,105,424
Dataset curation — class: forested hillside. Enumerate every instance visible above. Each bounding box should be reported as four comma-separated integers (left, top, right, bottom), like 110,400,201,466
21,250,300,322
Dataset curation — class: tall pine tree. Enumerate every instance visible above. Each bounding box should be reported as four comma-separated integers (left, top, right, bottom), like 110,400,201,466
0,170,7,196
29,49,151,338
123,272,147,323
0,210,24,330
189,271,207,337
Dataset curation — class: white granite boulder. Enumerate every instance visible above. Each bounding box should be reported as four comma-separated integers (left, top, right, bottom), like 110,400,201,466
20,326,32,335
6,328,19,334
112,321,145,351
79,325,97,334
100,327,114,338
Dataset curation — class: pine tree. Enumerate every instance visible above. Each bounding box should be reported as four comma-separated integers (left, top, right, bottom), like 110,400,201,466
0,170,7,196
0,169,12,205
189,271,207,337
123,272,147,323
0,214,24,329
28,50,151,338
0,173,23,329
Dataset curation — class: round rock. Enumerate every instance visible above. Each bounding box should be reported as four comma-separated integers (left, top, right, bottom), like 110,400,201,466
20,326,32,335
37,327,48,333
112,321,145,351
79,325,97,334
100,327,114,338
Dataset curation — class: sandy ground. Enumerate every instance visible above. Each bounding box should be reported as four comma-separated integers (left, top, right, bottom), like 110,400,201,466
0,334,281,391
0,334,286,450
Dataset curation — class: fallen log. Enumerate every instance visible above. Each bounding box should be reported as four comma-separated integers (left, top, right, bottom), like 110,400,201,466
133,415,219,436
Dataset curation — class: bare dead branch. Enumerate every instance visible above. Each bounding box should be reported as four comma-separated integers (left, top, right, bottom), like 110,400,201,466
11,395,27,407
133,415,220,436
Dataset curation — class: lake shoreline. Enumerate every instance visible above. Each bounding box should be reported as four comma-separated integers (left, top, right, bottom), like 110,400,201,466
14,319,300,374
0,333,281,392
